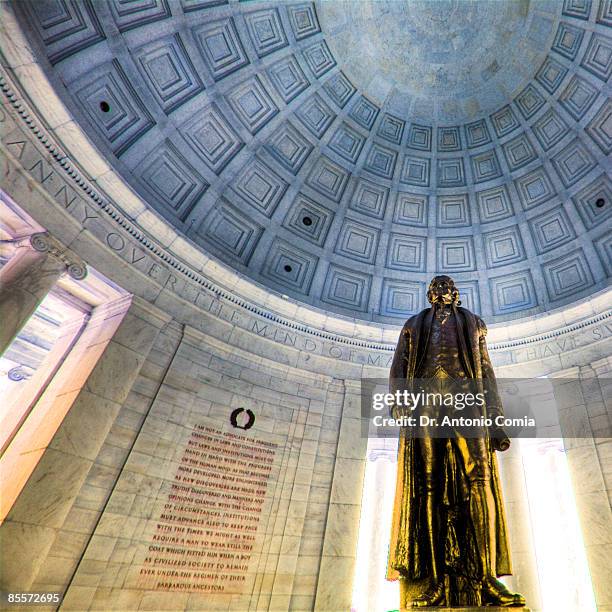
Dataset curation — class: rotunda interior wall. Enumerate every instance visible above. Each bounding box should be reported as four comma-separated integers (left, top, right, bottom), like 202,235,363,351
0,3,611,610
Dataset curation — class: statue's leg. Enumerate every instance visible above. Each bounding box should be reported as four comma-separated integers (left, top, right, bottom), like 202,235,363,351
411,436,445,608
469,478,496,603
461,437,526,607
422,438,439,583
459,437,496,574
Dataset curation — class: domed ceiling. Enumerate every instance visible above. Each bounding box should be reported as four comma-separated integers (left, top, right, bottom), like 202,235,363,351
319,0,545,122
16,0,612,323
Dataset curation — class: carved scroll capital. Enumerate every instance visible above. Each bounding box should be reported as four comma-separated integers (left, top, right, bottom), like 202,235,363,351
27,232,88,280
8,366,31,382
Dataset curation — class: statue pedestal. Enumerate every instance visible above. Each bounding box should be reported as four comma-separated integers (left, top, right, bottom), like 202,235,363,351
395,602,532,611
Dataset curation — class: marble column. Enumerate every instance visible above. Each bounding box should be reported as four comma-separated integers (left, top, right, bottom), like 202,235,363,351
365,447,398,612
0,232,87,357
498,442,542,611
554,365,612,612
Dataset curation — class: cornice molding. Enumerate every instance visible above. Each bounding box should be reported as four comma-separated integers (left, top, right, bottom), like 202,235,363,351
488,309,612,351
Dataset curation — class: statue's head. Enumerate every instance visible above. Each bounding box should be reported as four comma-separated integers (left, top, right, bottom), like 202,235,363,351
427,275,461,306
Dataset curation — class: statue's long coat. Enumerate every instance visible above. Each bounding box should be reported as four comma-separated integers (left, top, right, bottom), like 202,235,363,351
386,306,512,581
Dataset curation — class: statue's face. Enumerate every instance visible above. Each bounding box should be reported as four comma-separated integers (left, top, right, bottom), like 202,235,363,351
428,276,456,305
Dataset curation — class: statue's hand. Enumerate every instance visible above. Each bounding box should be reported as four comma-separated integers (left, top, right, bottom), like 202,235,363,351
490,426,511,452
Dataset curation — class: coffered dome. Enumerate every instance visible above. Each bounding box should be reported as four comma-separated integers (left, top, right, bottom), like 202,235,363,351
15,0,612,322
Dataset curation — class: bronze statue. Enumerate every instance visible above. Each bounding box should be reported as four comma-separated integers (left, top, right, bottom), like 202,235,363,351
387,275,525,608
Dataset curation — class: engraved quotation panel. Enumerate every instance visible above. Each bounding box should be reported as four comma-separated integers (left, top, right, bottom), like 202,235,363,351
136,425,278,594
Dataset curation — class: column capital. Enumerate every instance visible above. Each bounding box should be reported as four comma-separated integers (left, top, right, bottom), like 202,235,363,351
8,366,31,382
26,232,88,281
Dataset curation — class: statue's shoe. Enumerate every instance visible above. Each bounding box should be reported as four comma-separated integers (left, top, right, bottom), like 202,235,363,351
483,576,526,607
411,580,445,607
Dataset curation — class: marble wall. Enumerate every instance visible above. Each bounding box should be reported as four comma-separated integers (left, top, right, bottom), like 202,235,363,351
0,303,358,611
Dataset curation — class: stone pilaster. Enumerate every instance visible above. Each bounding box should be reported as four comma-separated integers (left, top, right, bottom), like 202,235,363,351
314,379,367,612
